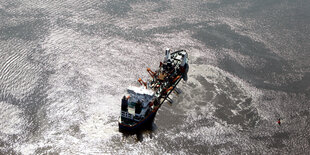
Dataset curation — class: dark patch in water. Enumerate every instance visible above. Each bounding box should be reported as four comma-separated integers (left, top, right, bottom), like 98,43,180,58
157,133,210,154
192,24,310,93
0,19,49,41
101,1,132,17
203,91,214,101
300,110,309,117
0,136,19,154
213,94,259,128
239,98,252,108
156,105,186,130
34,146,58,155
250,135,269,141
268,132,290,149
187,81,197,88
272,132,290,139
196,75,216,91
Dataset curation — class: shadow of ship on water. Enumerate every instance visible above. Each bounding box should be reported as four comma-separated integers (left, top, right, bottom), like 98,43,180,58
121,122,158,142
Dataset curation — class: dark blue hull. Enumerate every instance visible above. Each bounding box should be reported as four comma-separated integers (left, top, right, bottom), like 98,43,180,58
119,110,157,133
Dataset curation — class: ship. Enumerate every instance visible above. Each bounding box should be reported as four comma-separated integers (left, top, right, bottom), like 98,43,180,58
118,49,189,133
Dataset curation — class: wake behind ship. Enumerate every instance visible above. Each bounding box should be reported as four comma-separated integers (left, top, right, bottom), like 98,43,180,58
119,49,189,133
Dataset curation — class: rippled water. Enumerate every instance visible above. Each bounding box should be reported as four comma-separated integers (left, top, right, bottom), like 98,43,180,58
0,0,309,154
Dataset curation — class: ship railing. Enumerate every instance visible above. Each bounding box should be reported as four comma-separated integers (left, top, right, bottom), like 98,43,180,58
121,111,134,119
121,111,144,121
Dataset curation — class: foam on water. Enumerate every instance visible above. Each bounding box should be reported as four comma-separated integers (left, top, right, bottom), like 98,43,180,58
16,26,165,154
0,101,25,135
1,0,309,154
185,64,262,104
0,46,41,100
158,64,264,152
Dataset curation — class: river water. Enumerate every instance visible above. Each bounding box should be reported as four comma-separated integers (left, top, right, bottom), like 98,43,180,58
0,0,309,154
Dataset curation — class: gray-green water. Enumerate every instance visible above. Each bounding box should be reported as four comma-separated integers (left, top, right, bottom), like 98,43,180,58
0,0,309,154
